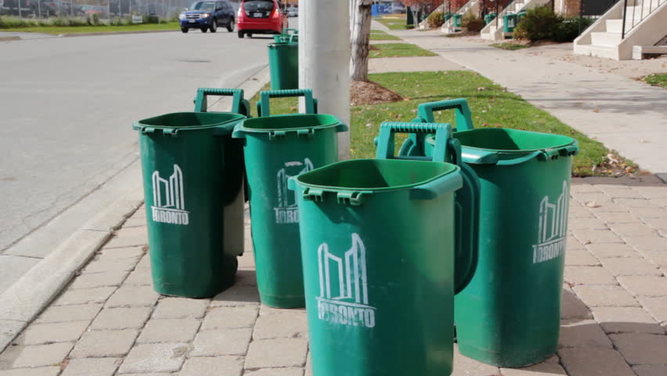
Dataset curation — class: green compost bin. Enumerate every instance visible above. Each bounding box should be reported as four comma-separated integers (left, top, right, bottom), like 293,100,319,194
232,90,347,308
484,12,497,25
452,14,462,28
133,111,246,298
290,122,463,376
268,34,298,90
401,98,579,367
503,13,518,33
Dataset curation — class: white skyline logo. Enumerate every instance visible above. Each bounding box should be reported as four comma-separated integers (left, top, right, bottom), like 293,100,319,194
533,181,569,263
274,158,313,224
316,234,376,328
151,164,189,225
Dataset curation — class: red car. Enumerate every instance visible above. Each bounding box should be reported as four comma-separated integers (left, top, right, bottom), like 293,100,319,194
237,0,288,38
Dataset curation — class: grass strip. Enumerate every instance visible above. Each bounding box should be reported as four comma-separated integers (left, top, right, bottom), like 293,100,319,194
0,22,179,34
370,29,401,41
490,42,530,50
643,73,667,88
369,43,437,58
374,15,409,30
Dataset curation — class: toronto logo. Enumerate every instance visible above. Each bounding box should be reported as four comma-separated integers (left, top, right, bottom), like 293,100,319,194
316,233,376,328
533,181,569,264
274,158,313,224
151,164,189,225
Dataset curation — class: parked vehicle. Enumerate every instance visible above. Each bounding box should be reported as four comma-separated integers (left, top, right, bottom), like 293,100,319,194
286,6,297,17
179,0,235,33
236,0,288,38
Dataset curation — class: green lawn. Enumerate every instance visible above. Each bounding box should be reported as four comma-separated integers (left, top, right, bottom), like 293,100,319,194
369,43,437,58
0,22,179,34
643,73,667,88
370,29,400,41
490,42,530,51
374,15,409,30
351,71,626,176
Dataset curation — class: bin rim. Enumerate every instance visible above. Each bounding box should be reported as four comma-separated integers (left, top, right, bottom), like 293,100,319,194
233,113,347,136
133,112,246,134
292,158,461,194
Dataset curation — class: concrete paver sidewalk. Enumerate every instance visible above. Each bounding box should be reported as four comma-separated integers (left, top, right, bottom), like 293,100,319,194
0,175,665,376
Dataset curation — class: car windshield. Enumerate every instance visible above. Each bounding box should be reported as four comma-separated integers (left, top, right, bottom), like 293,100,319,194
243,0,274,11
190,1,216,11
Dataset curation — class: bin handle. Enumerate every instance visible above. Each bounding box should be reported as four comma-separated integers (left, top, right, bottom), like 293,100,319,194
193,88,250,116
409,171,463,200
257,89,318,117
416,98,474,131
376,122,453,163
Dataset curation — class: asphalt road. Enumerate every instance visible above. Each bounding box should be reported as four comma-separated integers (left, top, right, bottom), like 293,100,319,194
0,29,270,254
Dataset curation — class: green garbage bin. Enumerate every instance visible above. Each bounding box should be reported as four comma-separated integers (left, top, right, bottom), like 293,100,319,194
268,34,298,90
400,98,579,367
452,14,462,28
503,13,518,33
484,12,497,25
290,122,463,376
232,89,347,308
133,111,246,298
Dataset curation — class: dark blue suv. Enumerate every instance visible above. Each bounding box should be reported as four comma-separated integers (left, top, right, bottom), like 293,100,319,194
179,0,236,33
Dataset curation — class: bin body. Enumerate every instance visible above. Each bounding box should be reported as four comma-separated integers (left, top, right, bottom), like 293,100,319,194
452,14,462,27
134,112,245,298
422,128,578,367
503,14,517,33
292,159,462,376
484,13,496,24
233,114,346,308
268,42,298,90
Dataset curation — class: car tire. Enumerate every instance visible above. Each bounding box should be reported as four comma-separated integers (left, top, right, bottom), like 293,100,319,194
181,27,189,33
237,31,244,38
210,19,217,33
248,33,253,38
201,27,208,33
227,18,234,32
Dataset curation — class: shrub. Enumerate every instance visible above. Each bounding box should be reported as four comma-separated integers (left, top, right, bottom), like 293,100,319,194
513,6,561,41
462,11,484,32
426,11,445,29
552,17,593,42
0,16,40,28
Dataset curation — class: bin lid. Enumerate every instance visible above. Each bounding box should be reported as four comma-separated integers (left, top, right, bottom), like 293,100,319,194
292,159,461,204
133,112,245,135
233,114,347,137
427,128,578,165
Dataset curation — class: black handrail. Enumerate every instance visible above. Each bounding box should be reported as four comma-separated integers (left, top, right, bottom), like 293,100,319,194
622,0,665,39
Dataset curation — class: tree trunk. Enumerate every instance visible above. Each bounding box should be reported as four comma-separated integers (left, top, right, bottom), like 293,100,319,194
350,0,372,82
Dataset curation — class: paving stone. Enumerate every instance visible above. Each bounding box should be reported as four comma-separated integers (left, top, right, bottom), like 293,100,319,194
564,266,616,285
592,211,641,224
561,287,593,321
640,216,667,229
135,254,151,270
305,351,312,376
117,343,189,374
53,287,116,306
610,223,660,238
60,357,121,376
585,243,640,258
190,328,252,356
451,347,500,376
235,269,258,286
180,356,243,376
82,256,140,274
152,297,209,319
637,296,667,323
245,338,308,368
568,205,595,218
105,284,159,307
0,368,61,376
559,347,635,376
624,236,667,253
589,203,631,213
70,329,138,358
237,253,255,270
210,286,260,307
610,333,667,365
573,193,613,206
559,320,612,348
104,226,148,249
500,356,567,375
99,246,145,260
640,251,667,267
572,285,639,307
601,187,641,199
573,229,624,244
253,311,308,340
136,318,200,343
244,368,304,376
591,306,665,334
569,217,607,230
565,250,600,266
201,306,258,330
633,364,667,376
600,258,663,276
35,304,102,324
570,183,601,193
618,275,667,296
123,268,152,286
69,270,130,289
613,198,655,208
21,321,90,345
11,343,73,368
89,307,152,330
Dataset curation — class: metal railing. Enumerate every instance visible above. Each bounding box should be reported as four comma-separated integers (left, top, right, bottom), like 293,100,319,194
621,0,666,38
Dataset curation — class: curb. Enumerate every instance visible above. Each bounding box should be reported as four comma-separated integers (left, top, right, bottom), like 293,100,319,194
0,36,21,41
0,65,271,353
59,29,178,38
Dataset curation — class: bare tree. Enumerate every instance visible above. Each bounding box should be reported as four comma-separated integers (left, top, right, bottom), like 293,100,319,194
349,0,372,82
